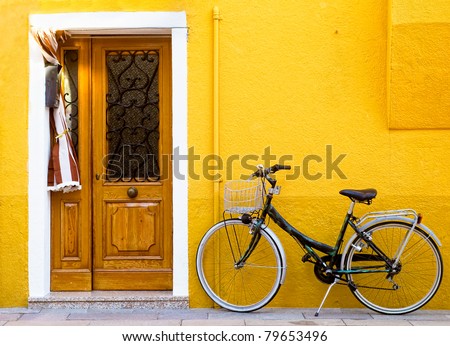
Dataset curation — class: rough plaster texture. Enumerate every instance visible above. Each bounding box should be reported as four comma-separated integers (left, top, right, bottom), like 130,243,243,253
0,0,449,310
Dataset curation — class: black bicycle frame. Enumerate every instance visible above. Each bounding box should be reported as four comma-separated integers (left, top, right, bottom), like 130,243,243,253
233,172,395,275
253,191,395,275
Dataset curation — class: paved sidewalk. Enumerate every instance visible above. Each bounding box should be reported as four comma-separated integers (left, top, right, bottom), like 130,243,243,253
1,307,450,326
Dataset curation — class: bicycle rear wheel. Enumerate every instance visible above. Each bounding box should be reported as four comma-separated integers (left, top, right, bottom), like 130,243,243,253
344,222,443,314
196,219,283,312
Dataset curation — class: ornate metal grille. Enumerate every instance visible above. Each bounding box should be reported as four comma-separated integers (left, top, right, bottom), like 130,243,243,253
63,49,79,154
105,50,160,182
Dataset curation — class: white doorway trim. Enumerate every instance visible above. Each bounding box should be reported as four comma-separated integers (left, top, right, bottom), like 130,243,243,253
28,12,188,298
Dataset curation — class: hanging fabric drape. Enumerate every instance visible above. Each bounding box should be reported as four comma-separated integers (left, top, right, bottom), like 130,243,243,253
31,28,81,193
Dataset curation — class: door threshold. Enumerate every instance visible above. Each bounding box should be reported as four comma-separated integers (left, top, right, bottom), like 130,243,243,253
28,291,189,310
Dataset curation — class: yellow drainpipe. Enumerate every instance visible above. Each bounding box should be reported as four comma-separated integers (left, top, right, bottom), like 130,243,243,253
213,6,221,223
386,0,392,127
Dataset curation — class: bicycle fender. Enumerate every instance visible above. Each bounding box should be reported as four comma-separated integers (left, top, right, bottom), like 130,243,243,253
260,225,288,284
340,217,442,271
358,216,442,247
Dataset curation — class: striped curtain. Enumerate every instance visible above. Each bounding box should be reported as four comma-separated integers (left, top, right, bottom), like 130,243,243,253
31,28,81,193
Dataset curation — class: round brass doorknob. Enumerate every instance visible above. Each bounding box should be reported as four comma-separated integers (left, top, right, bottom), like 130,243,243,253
127,187,138,198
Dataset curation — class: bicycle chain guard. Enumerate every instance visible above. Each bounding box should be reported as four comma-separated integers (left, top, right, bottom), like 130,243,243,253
314,265,335,284
313,255,341,284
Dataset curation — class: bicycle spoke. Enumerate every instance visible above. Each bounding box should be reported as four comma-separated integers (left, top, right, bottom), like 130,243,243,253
197,219,283,312
345,222,442,314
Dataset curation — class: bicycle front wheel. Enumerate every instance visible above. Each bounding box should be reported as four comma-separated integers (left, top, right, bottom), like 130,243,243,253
196,219,284,312
344,222,443,314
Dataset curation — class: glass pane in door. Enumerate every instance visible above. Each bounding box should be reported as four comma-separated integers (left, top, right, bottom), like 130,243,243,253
105,50,160,182
63,49,79,155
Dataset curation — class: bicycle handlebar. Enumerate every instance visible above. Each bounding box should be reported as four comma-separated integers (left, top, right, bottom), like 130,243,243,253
252,164,291,177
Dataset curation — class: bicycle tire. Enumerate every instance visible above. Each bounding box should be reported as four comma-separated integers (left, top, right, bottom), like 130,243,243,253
344,221,443,314
196,219,283,312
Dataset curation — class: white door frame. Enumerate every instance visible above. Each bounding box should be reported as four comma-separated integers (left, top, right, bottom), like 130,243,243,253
28,12,188,297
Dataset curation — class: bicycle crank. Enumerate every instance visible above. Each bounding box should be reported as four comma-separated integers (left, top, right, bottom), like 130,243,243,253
314,263,336,284
313,255,341,284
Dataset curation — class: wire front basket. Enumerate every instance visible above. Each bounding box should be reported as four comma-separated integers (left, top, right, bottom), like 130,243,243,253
224,180,265,214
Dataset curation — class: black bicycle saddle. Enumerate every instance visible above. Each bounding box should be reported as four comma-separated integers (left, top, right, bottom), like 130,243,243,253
339,188,377,202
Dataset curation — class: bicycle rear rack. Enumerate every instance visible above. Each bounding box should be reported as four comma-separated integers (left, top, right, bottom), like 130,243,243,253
356,209,420,228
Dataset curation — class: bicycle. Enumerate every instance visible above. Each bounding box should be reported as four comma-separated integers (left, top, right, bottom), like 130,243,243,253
196,164,443,316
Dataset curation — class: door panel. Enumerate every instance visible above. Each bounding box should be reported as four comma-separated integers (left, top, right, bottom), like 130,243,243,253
51,38,92,291
92,38,173,290
106,202,160,254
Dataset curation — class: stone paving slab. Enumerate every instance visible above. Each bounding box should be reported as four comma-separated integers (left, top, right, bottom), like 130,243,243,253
19,311,71,321
182,319,245,326
1,307,450,326
156,309,209,320
68,312,159,321
89,319,182,326
303,311,373,320
371,313,450,321
343,319,411,326
0,308,40,314
209,308,307,320
245,319,346,326
5,320,91,326
0,313,21,321
409,320,450,326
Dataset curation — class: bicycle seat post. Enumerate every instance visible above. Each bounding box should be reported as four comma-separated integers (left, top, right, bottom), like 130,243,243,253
347,200,356,216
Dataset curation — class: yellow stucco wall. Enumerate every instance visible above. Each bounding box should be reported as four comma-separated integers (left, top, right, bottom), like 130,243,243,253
0,0,32,307
390,0,450,129
0,0,449,309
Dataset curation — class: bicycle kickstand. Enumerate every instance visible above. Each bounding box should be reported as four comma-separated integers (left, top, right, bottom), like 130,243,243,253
315,278,339,317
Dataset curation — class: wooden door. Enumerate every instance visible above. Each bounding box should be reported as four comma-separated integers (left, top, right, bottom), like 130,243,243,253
50,37,173,291
50,38,92,291
91,38,173,290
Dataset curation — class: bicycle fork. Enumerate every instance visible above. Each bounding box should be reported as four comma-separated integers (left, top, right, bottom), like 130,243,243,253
234,222,262,268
